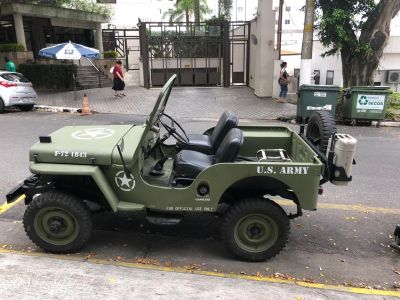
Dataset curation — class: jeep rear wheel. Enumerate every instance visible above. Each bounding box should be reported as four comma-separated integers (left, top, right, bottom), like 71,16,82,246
23,191,92,253
221,198,290,262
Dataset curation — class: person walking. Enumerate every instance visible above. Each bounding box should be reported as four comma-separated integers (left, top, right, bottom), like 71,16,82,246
112,60,126,98
4,57,16,72
277,61,289,103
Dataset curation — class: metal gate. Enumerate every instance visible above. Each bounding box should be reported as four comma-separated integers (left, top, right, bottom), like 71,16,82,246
229,22,250,86
103,22,250,88
140,21,226,87
103,29,140,71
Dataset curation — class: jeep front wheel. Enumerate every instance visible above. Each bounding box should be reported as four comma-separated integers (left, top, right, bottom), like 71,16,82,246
23,191,92,253
221,198,290,262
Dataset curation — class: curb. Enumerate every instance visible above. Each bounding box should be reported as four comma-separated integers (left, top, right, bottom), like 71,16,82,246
33,105,400,127
35,105,81,114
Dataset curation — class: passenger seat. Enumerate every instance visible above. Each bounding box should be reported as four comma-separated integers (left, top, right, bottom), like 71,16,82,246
173,128,244,180
178,111,238,155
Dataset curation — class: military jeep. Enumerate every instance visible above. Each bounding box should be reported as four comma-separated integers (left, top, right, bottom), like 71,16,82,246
6,75,357,261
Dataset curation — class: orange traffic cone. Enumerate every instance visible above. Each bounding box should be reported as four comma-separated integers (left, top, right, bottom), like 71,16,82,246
81,93,92,115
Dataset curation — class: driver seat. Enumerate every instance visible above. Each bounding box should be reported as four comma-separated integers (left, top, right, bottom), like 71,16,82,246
173,128,244,180
179,111,238,155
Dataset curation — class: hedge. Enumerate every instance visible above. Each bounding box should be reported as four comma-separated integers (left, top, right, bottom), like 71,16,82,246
18,63,77,90
386,92,400,120
0,43,25,52
103,51,119,58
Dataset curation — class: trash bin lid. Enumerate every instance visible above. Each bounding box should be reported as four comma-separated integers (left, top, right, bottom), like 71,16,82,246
299,84,341,91
349,86,391,93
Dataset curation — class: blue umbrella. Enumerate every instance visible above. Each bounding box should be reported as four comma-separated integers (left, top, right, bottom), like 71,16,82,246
39,41,99,59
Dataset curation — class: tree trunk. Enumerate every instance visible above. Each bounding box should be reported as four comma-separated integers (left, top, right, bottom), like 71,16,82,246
185,9,189,27
194,0,200,24
341,0,400,87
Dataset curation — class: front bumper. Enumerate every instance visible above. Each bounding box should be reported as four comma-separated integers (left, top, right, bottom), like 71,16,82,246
6,175,43,204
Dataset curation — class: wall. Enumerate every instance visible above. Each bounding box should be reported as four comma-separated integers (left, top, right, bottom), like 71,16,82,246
248,0,278,97
311,41,342,86
1,51,34,67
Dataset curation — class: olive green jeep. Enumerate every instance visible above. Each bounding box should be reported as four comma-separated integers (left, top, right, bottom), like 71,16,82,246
6,75,357,261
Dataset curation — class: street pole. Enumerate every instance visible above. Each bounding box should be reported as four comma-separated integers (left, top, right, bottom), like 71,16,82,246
299,0,315,86
277,0,284,60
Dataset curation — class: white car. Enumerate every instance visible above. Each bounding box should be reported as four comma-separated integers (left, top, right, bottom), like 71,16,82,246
0,70,37,113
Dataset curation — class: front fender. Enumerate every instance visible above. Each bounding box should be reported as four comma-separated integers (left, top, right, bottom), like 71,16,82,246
29,163,119,212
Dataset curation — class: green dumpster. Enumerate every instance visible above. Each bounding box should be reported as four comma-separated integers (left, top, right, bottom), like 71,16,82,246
342,86,391,126
297,84,340,122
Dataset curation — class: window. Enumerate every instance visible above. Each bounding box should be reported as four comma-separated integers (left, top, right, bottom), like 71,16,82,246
313,70,320,84
285,6,291,11
0,73,30,83
96,0,116,3
237,7,244,13
284,19,290,25
326,70,334,85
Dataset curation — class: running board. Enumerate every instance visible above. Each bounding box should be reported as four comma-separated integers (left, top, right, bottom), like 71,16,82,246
117,201,145,211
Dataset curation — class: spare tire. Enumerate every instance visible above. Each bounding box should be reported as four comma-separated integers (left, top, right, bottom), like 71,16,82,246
306,111,336,154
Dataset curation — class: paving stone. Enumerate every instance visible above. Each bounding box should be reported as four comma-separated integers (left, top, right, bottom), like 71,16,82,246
37,86,296,120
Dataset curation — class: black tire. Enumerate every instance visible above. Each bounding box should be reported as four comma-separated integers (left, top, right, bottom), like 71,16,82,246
306,111,336,154
18,104,34,112
221,198,290,262
0,99,5,113
23,191,92,253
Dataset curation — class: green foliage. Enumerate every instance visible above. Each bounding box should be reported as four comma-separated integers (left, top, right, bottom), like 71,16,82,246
18,63,77,90
2,0,111,17
316,0,376,57
0,43,26,52
163,0,209,23
386,92,400,120
217,0,232,20
148,24,223,58
103,51,118,58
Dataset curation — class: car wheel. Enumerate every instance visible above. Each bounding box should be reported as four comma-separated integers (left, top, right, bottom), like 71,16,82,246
221,198,290,262
306,111,336,154
0,99,5,113
18,104,34,112
23,191,92,253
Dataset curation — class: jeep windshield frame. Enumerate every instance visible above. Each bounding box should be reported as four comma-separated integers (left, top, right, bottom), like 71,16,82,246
145,74,177,130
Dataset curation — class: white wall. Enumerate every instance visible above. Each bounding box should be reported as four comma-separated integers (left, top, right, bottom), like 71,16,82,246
248,0,278,97
102,0,176,27
311,41,342,86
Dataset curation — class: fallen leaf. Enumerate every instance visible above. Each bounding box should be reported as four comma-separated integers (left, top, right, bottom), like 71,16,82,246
393,269,400,275
185,264,201,271
85,252,96,260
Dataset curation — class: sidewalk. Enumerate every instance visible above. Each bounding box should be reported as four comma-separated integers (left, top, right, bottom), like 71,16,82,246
37,86,296,120
0,250,393,300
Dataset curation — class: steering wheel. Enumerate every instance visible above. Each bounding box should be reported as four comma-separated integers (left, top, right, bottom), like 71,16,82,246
159,113,189,145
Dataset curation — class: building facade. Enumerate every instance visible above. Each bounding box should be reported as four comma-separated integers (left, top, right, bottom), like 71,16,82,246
0,3,108,58
275,0,400,89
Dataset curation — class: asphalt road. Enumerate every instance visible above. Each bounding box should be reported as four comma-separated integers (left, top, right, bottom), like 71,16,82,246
1,110,400,291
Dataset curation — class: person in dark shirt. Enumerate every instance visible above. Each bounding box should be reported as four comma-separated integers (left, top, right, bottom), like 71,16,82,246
277,61,289,103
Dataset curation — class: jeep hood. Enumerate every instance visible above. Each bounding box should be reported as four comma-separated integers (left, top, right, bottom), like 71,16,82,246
30,125,138,165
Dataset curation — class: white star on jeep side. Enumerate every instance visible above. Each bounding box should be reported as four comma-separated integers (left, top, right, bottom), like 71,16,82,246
71,128,115,140
115,171,135,191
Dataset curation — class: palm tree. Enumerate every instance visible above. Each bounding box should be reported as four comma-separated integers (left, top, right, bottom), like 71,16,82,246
163,0,209,26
